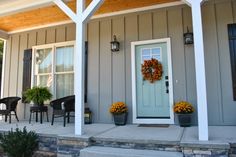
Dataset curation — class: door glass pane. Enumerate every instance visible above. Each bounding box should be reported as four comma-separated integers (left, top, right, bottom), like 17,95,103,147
56,46,74,72
35,48,52,74
152,48,161,55
142,48,150,56
56,73,74,98
152,55,161,61
142,56,151,63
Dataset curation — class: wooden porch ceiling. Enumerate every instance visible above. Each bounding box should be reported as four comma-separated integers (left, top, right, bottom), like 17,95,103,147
0,0,179,32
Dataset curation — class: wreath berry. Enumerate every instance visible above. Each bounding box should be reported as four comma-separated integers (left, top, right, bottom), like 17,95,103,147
141,58,163,83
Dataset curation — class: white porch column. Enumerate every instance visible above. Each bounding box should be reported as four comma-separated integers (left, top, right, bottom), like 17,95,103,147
182,0,209,141
74,0,85,135
54,0,103,135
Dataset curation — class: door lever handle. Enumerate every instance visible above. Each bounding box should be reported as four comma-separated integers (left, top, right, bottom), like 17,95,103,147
165,81,169,93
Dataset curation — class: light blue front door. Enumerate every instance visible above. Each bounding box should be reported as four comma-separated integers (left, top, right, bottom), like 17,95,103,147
136,42,170,119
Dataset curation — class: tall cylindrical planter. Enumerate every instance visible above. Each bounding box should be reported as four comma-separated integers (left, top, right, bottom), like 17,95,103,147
177,113,192,127
113,113,127,126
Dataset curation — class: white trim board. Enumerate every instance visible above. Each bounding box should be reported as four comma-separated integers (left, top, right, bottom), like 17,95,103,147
8,1,184,34
131,38,174,124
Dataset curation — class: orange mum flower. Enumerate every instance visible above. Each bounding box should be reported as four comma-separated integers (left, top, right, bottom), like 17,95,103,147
109,102,128,115
173,101,194,114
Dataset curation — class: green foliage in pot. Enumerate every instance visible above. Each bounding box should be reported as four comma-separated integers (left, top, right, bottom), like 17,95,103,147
24,86,52,106
0,127,38,157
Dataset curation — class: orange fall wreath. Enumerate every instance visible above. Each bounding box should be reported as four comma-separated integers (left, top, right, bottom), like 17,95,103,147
141,58,163,83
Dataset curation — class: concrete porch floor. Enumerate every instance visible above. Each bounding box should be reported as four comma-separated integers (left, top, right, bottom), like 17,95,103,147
0,121,236,146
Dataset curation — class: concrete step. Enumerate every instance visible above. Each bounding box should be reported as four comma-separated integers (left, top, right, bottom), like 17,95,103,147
33,151,56,157
80,146,183,157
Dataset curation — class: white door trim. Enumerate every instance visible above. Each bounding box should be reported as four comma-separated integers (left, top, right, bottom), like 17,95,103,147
131,38,174,124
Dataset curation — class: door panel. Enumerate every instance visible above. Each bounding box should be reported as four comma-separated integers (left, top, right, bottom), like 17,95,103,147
136,42,170,118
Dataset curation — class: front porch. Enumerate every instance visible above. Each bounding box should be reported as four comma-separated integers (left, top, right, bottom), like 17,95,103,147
0,121,235,156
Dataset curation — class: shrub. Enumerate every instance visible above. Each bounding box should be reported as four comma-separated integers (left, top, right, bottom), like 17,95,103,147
0,127,38,157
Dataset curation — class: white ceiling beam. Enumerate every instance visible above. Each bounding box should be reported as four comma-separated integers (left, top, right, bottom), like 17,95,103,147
0,0,55,17
53,0,78,23
82,0,104,22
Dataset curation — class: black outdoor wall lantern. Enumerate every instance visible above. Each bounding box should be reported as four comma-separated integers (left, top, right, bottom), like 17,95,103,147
84,107,92,124
184,27,194,45
111,35,120,52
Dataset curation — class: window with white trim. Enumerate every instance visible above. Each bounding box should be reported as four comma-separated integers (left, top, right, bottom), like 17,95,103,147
33,41,75,99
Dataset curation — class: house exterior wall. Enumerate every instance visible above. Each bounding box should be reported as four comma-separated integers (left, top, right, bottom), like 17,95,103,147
3,24,76,120
3,0,236,125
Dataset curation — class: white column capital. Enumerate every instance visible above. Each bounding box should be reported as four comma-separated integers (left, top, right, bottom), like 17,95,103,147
181,0,204,6
53,0,78,23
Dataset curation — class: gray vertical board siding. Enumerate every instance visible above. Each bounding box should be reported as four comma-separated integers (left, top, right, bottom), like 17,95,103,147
138,13,152,40
66,23,76,41
25,31,37,120
182,7,197,124
17,33,28,120
99,19,112,123
124,15,138,123
234,0,236,23
36,29,46,45
153,9,168,39
46,28,56,44
87,21,100,122
56,25,66,43
112,17,125,103
27,31,37,48
215,1,236,124
202,3,222,125
167,7,187,101
9,34,20,96
3,37,12,97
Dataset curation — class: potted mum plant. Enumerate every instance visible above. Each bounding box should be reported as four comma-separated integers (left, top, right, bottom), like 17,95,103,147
109,102,128,126
24,86,52,106
173,101,195,127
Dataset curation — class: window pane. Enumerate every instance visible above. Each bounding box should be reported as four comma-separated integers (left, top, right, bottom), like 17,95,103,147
36,74,53,87
152,48,161,55
142,48,150,56
152,55,161,61
56,46,74,72
142,56,151,63
56,73,74,98
35,48,52,74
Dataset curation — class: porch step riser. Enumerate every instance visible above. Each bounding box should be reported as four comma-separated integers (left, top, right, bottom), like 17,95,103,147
92,139,181,152
80,146,183,157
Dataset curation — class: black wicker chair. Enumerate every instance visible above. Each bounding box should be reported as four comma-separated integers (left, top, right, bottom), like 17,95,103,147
50,95,75,127
0,97,21,123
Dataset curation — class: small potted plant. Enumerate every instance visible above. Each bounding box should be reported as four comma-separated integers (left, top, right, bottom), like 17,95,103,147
24,86,52,106
173,101,195,127
109,102,128,126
